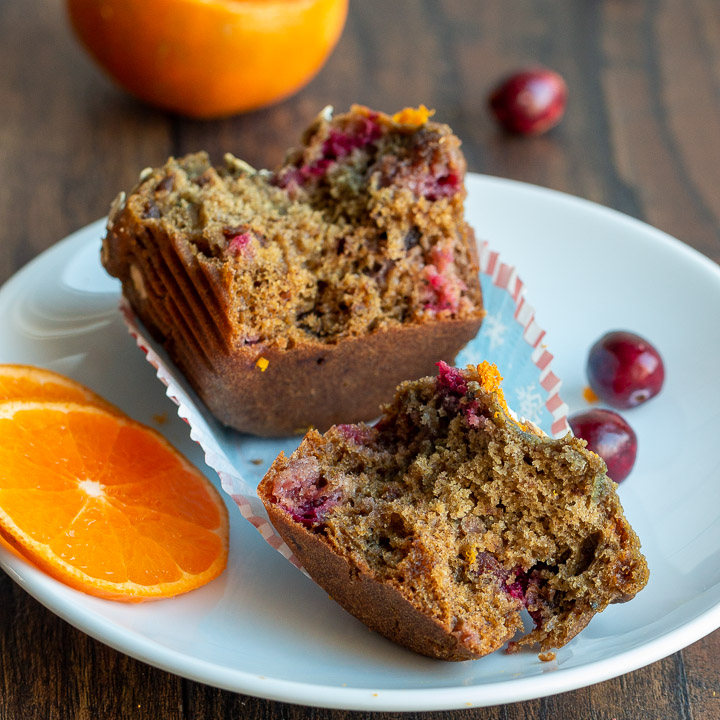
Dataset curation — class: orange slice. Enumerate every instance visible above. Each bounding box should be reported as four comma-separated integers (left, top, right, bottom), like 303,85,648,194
0,364,118,412
0,400,228,601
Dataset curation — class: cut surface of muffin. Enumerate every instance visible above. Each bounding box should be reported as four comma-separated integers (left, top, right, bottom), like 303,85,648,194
102,105,484,435
259,362,649,660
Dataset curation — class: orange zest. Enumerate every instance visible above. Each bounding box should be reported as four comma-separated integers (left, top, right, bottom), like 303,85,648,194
66,0,349,118
476,361,532,432
391,105,435,127
476,361,511,415
0,396,228,602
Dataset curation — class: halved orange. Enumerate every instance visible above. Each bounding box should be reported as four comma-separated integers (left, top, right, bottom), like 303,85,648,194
66,0,349,118
0,364,118,411
0,400,228,601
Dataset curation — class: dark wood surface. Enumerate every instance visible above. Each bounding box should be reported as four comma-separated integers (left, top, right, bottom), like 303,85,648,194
2,1,720,718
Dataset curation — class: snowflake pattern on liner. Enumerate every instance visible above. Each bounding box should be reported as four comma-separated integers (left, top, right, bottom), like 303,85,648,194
481,312,508,350
515,385,546,426
455,258,567,435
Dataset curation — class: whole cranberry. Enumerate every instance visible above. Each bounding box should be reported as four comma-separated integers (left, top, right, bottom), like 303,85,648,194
489,68,567,135
587,331,664,409
569,409,637,483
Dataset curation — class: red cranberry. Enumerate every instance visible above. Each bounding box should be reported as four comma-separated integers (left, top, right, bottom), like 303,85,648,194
587,331,665,409
489,68,567,135
568,409,637,483
335,424,373,445
436,360,467,396
227,232,252,255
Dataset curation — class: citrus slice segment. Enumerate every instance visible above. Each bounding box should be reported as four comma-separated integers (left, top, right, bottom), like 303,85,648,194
0,400,228,601
0,364,118,412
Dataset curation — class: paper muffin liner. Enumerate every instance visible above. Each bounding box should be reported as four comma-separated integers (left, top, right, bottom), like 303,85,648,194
120,240,569,567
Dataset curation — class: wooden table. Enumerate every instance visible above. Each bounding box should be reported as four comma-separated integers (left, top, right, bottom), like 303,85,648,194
2,1,719,717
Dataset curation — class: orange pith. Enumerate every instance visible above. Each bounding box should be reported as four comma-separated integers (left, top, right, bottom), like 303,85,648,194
0,399,228,601
66,0,349,118
0,364,118,411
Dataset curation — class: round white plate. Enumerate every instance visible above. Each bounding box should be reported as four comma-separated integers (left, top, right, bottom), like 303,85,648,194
1,175,719,711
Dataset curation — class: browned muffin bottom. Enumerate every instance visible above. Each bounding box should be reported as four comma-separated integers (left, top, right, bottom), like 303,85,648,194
102,106,484,435
259,362,649,661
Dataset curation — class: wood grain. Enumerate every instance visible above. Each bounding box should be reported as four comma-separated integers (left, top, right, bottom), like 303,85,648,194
1,0,719,718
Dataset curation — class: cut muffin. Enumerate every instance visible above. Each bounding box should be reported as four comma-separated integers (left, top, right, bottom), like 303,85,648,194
258,362,649,661
102,105,484,436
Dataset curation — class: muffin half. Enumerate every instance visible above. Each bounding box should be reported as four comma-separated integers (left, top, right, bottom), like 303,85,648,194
102,106,484,435
259,362,649,660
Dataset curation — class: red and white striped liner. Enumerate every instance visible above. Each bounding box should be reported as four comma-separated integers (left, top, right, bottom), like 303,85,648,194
477,241,570,437
233,497,304,569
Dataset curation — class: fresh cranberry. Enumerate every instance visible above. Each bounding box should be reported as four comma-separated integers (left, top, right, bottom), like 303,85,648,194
489,68,567,135
587,331,665,409
568,409,637,483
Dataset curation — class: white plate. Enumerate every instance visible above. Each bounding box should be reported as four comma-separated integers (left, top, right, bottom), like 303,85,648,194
1,175,719,711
